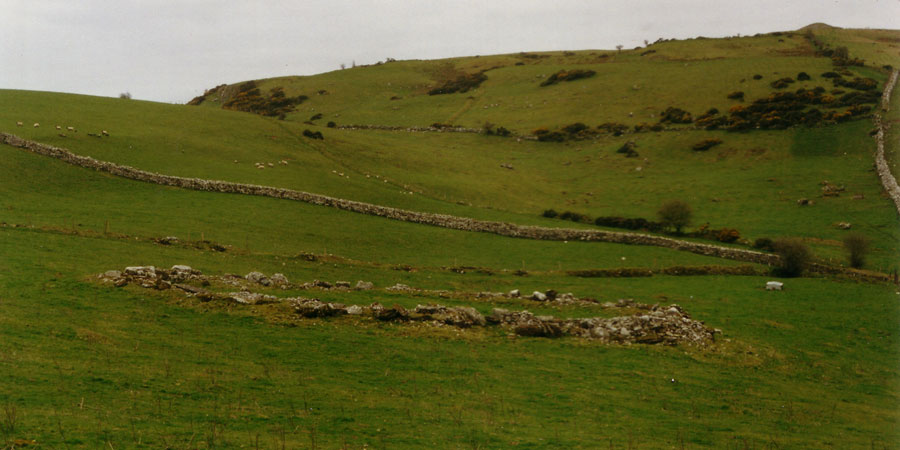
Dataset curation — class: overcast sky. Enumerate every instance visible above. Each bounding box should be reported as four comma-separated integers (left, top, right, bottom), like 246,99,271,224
1,0,897,103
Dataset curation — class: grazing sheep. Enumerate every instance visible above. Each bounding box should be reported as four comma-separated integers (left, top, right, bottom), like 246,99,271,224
267,162,274,167
55,125,61,130
101,130,109,136
16,121,23,127
33,123,40,128
66,126,75,132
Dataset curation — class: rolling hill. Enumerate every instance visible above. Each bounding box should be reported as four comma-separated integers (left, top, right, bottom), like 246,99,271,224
0,24,898,448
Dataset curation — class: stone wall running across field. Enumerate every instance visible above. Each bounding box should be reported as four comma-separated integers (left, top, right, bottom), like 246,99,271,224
0,131,891,281
874,69,900,216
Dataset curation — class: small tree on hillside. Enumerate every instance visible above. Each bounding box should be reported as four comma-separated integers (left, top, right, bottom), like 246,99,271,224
773,238,811,277
842,233,870,269
119,92,132,99
657,200,692,234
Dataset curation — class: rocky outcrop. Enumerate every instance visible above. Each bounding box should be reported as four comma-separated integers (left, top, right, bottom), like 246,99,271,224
873,69,900,215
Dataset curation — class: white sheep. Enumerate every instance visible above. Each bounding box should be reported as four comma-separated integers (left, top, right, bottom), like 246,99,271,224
33,123,40,128
55,125,61,130
268,162,273,167
16,121,23,127
66,126,75,132
101,130,109,136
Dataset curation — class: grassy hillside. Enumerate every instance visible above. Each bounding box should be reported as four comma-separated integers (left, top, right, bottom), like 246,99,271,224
1,24,899,448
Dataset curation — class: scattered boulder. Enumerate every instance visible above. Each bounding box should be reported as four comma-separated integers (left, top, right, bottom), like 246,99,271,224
125,266,157,278
101,270,122,279
508,289,520,298
355,280,374,290
373,303,410,321
530,291,548,301
335,281,351,288
291,298,348,317
246,271,272,286
170,265,195,282
227,291,278,305
270,273,290,286
414,304,486,328
314,280,333,289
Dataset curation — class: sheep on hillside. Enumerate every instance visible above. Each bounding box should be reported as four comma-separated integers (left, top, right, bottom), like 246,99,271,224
33,123,40,128
66,126,76,132
101,130,109,136
55,125,62,130
16,121,23,127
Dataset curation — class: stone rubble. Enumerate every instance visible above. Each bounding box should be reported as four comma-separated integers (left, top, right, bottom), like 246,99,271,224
97,265,719,346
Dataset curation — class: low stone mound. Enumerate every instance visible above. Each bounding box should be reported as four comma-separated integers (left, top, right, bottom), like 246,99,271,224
98,267,719,346
414,304,486,328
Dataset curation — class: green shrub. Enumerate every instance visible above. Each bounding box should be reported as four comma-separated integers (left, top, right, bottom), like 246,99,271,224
617,141,639,157
597,123,630,136
753,237,774,251
302,129,324,140
692,138,723,151
540,69,596,87
658,107,693,124
727,91,744,100
428,72,487,95
770,77,795,89
657,200,692,234
326,121,336,128
716,228,740,243
542,209,558,218
772,238,811,277
843,233,870,268
797,72,811,81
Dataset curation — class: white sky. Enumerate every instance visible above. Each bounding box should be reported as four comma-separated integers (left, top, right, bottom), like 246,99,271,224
1,0,898,103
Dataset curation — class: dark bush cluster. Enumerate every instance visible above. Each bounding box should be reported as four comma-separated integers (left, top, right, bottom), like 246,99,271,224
770,77,795,89
532,127,566,142
428,71,488,95
483,122,511,136
540,69,597,87
753,237,774,251
752,74,763,80
594,216,663,232
832,76,877,91
692,138,723,151
797,72,811,81
597,122,629,136
562,122,589,134
695,109,729,130
222,82,308,117
309,113,323,121
617,141,639,157
559,211,590,223
187,84,227,106
686,225,740,243
723,85,878,130
302,129,324,140
326,121,336,128
633,122,664,132
658,107,693,124
542,209,558,218
727,91,744,100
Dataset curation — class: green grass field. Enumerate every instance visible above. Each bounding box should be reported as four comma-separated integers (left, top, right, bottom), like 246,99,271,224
1,24,899,448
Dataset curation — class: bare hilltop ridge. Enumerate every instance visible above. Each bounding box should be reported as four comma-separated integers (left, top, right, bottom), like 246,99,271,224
0,24,899,448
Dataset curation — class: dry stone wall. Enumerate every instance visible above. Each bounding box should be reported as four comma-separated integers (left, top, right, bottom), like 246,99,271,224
1,131,890,280
873,69,900,216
